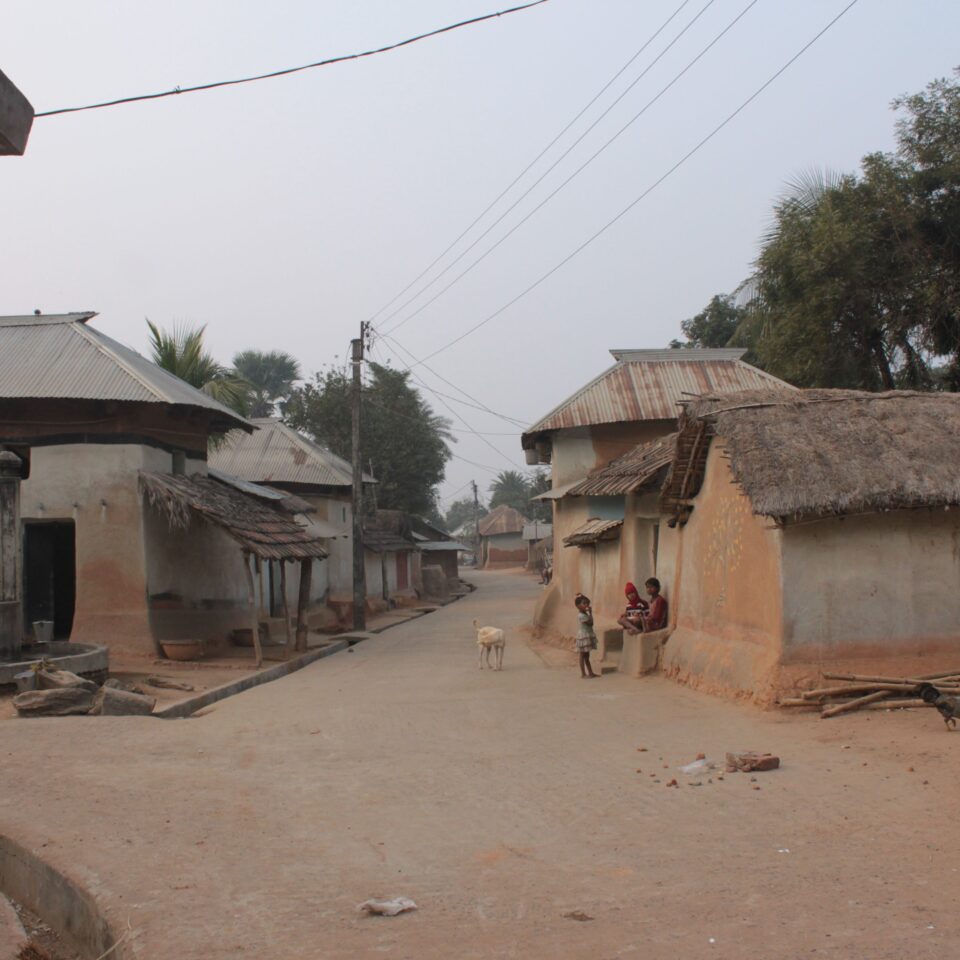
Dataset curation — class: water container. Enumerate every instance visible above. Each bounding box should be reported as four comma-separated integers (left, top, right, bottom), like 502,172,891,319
32,620,54,644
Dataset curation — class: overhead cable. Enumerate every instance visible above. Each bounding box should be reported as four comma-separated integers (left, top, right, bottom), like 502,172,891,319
35,0,551,117
408,0,863,369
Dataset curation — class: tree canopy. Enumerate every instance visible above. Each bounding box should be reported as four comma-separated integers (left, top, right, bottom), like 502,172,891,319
671,69,960,391
233,350,301,417
147,320,249,414
487,468,550,521
445,497,487,534
284,362,453,517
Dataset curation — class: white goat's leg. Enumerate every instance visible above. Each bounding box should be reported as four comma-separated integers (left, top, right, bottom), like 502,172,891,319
478,644,484,669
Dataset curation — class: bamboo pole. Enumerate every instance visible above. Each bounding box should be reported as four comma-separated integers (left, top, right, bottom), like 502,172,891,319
801,681,959,700
242,551,263,668
821,690,889,718
280,560,294,654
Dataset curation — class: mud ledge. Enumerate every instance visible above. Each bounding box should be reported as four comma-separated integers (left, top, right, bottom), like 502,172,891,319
0,831,130,959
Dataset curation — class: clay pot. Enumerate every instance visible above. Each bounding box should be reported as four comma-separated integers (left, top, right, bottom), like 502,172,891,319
161,639,203,662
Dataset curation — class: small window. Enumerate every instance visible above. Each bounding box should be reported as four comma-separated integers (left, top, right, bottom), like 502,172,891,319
342,507,347,523
172,451,186,475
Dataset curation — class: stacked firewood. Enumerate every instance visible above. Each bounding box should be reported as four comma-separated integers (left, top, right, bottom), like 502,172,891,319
779,670,960,718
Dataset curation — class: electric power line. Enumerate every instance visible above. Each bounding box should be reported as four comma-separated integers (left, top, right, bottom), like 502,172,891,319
365,0,695,327
379,0,757,338
35,0,551,117
407,0,863,370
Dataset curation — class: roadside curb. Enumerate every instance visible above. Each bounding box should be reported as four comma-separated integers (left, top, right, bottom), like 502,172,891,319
154,640,349,719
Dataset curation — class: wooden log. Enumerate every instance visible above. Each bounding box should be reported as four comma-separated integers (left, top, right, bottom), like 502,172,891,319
822,670,960,684
280,560,294,653
821,690,890,718
295,559,313,653
801,681,959,700
860,699,929,711
243,551,263,668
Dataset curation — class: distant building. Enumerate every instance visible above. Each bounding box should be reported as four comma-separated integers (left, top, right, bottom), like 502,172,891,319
478,505,528,568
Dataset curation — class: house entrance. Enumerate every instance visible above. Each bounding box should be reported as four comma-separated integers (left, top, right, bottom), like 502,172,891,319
23,520,76,639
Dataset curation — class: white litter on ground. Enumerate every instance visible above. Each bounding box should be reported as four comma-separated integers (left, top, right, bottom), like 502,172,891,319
358,897,418,917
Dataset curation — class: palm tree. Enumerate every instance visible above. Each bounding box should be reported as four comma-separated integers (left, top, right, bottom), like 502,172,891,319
146,320,249,415
232,350,301,417
489,470,532,517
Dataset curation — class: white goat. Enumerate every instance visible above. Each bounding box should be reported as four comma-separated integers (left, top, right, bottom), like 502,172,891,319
473,618,505,671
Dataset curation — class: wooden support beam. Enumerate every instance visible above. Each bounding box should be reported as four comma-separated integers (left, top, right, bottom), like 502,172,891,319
280,561,294,653
242,551,263,668
295,559,313,653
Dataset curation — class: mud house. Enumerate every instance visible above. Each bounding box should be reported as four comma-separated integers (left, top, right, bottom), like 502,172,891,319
522,348,792,640
478,504,528,567
657,389,960,702
0,312,327,659
210,417,378,625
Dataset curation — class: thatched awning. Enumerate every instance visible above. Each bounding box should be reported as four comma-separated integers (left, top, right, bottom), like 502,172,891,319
140,471,328,562
562,518,623,547
569,433,676,497
662,389,960,523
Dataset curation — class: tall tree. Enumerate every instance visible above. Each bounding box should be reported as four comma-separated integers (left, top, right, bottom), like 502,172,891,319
285,362,453,516
232,350,301,417
670,294,744,350
526,469,552,522
488,470,532,517
147,320,249,413
445,497,487,533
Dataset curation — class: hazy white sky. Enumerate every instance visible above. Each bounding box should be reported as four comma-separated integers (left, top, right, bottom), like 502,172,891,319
4,1,958,507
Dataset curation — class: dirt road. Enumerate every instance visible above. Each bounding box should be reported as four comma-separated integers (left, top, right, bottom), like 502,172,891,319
1,569,958,959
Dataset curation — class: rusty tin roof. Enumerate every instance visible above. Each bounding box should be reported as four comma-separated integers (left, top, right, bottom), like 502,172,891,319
522,349,792,450
562,518,623,547
478,504,527,537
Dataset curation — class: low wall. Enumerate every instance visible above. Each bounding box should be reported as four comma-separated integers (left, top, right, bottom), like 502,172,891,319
0,832,131,959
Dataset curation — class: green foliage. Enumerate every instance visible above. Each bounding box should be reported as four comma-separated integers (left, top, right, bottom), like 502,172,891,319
147,320,250,414
284,362,453,516
671,68,960,391
487,468,551,521
670,295,744,350
445,497,487,533
233,350,301,417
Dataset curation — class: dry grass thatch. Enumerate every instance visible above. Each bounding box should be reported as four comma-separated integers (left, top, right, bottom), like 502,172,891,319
478,504,527,537
568,433,676,497
140,471,329,561
663,389,960,521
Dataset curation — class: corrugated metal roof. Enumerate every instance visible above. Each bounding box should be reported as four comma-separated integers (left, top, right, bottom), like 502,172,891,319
418,539,471,552
562,518,623,547
522,349,793,448
522,522,552,540
209,418,374,488
568,433,676,497
530,479,585,501
0,313,249,430
478,504,527,536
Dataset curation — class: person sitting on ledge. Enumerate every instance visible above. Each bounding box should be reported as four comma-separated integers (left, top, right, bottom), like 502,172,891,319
616,582,647,636
641,577,668,632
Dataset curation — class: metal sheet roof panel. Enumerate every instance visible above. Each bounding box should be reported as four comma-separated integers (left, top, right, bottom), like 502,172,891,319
0,313,250,428
522,351,793,447
209,418,374,488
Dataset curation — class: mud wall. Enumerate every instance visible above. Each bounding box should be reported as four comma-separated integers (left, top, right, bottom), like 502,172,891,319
661,442,785,701
780,508,960,667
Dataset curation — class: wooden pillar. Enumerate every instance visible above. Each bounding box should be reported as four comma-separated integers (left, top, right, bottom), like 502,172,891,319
256,557,267,620
0,451,23,661
242,551,263,668
295,558,313,653
280,560,293,653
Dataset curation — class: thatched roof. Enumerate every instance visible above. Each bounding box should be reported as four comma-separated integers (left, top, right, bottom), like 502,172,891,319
140,472,329,561
662,389,960,523
562,518,623,547
568,433,676,497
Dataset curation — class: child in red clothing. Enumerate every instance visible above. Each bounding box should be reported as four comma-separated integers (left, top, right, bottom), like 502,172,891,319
641,577,668,632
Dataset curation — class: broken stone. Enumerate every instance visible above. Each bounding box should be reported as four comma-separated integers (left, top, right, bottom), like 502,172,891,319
37,669,98,694
725,751,780,773
14,687,95,717
96,686,156,716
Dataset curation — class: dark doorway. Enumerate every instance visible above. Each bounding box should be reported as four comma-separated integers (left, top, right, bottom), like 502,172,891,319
24,521,76,639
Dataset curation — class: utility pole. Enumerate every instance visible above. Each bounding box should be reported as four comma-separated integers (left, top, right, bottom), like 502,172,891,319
472,480,480,567
351,323,368,630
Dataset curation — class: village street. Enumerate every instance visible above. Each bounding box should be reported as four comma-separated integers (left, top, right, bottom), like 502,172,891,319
2,569,959,960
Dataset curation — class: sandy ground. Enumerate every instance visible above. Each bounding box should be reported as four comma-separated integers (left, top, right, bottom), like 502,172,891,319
1,569,958,960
